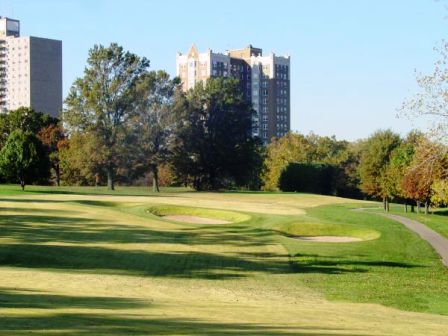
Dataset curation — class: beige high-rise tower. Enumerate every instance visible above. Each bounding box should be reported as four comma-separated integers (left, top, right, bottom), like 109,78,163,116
176,45,290,143
0,16,62,117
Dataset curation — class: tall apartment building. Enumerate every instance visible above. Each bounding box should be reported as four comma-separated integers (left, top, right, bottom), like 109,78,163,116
0,16,62,117
176,44,290,143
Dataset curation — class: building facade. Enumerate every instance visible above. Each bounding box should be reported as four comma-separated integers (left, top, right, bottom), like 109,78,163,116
176,44,290,143
0,16,62,117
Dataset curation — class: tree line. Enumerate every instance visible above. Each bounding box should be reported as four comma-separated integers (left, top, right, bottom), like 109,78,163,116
262,130,447,213
0,43,261,192
0,42,446,214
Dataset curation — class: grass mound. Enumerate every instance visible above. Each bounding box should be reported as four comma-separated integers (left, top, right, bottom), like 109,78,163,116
274,221,380,241
147,205,251,224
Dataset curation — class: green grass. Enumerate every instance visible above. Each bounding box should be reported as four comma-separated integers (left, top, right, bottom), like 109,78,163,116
273,220,380,241
0,185,447,335
147,205,252,223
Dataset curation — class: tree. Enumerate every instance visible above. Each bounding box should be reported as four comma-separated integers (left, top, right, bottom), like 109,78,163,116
63,43,150,190
402,139,446,214
0,130,50,190
261,132,350,191
358,130,401,211
0,107,58,148
38,123,65,186
131,70,179,192
59,132,106,186
385,131,422,212
171,77,261,190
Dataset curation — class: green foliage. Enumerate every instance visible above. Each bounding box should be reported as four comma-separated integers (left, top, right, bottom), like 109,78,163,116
130,70,180,191
63,43,150,190
171,77,262,190
0,107,58,148
59,132,106,186
261,132,351,191
278,163,338,195
358,129,401,199
0,130,50,189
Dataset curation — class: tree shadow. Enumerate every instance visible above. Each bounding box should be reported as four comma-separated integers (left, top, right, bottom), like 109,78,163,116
434,208,448,217
0,211,276,248
0,287,149,310
0,243,293,279
0,313,373,335
290,253,423,275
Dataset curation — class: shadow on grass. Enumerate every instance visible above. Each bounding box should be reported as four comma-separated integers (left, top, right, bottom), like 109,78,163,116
0,287,149,310
291,253,423,275
0,313,372,335
0,243,292,279
0,212,274,248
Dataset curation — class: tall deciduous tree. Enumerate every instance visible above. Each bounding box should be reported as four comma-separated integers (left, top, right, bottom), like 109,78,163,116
171,77,261,190
63,43,149,190
132,71,179,192
358,130,401,211
385,131,422,212
0,130,50,190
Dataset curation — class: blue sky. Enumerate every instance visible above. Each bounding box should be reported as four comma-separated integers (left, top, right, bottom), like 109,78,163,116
2,0,446,140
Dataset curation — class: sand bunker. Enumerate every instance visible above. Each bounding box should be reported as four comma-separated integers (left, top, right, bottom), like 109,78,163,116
162,215,231,224
292,236,361,243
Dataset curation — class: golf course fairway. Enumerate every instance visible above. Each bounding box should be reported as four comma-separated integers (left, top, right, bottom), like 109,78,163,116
0,186,447,335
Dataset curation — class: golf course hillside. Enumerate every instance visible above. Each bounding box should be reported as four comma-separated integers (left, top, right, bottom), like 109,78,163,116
0,185,447,335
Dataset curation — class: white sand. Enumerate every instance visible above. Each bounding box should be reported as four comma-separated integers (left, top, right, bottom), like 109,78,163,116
292,236,361,243
162,215,230,224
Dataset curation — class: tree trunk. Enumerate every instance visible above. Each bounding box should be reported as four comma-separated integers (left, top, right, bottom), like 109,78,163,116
383,197,387,211
386,198,390,212
417,201,421,214
55,164,61,187
405,202,408,213
107,167,115,190
411,203,414,213
19,170,25,191
152,165,160,192
425,199,429,215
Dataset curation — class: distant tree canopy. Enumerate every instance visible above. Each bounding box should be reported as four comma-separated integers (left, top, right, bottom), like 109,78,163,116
171,77,263,190
358,130,401,210
261,132,357,195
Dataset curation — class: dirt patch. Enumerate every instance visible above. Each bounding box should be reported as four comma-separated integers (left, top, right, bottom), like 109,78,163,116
162,215,231,224
292,236,361,243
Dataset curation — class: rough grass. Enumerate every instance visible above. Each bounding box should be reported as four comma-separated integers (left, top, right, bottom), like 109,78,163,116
0,185,447,335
